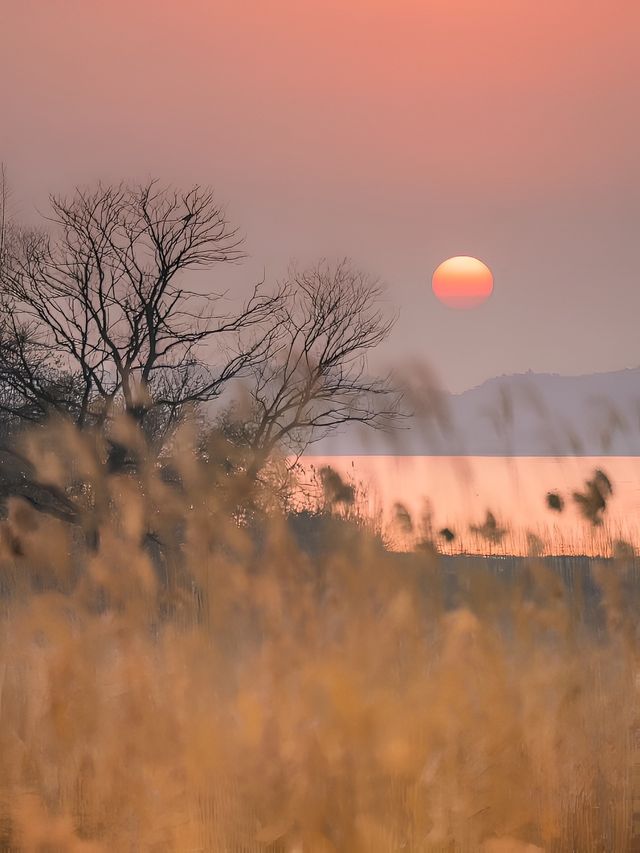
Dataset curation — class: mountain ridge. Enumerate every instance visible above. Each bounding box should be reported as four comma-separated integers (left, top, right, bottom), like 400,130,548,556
308,366,640,456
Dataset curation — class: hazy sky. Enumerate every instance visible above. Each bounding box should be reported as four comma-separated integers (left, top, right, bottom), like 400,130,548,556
2,0,639,392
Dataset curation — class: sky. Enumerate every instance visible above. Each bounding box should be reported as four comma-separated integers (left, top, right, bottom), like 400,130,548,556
1,0,639,392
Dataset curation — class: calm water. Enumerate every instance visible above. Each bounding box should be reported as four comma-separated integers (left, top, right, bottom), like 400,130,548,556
296,455,640,555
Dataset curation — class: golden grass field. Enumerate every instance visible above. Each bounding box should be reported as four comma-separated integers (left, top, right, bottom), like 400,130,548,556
1,421,639,851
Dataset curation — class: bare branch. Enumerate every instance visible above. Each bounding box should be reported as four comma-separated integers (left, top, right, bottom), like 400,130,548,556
223,260,402,475
0,179,277,440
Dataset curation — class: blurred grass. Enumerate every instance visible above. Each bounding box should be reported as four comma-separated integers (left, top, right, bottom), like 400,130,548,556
0,420,639,851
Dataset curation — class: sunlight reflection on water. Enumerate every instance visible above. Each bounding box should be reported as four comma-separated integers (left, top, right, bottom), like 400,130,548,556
296,455,640,555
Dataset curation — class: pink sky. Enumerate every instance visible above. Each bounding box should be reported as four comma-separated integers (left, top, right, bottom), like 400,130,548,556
2,0,639,390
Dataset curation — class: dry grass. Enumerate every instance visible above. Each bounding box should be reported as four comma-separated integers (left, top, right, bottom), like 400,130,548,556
0,421,639,851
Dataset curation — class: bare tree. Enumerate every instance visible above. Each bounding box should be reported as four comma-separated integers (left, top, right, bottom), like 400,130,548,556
0,164,7,269
0,180,279,440
0,166,48,436
230,260,401,476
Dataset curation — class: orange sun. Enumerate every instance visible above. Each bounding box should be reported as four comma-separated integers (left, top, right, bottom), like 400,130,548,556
432,256,494,309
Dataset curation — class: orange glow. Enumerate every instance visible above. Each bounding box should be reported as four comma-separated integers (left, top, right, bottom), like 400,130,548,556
432,256,494,310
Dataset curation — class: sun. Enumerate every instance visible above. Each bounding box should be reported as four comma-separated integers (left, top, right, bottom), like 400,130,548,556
432,256,493,309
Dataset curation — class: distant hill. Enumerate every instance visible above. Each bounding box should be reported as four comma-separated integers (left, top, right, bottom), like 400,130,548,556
310,367,640,456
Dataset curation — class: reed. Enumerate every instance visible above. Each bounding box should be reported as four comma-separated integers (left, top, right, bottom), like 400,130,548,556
0,420,638,851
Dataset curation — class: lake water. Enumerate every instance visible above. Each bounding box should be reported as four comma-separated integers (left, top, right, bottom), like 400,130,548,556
296,456,640,556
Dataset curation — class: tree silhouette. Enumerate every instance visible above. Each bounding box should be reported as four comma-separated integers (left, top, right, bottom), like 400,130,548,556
1,178,401,526
225,260,401,476
0,179,279,441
